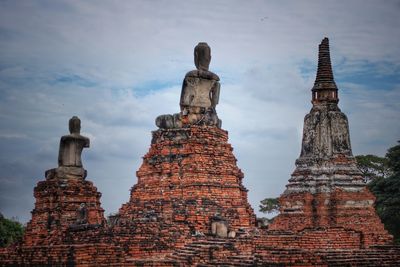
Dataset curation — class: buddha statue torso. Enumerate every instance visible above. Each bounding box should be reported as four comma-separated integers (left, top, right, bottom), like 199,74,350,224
57,116,89,168
46,116,90,180
180,42,220,115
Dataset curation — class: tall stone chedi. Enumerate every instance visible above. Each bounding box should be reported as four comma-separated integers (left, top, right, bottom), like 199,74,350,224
269,38,392,247
23,116,105,246
118,43,255,256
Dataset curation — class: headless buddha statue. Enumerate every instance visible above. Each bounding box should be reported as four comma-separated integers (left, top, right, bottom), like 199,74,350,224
58,116,90,168
180,42,220,115
46,116,90,180
156,42,222,129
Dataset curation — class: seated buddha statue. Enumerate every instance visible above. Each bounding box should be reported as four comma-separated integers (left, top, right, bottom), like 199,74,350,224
46,116,90,180
156,42,222,129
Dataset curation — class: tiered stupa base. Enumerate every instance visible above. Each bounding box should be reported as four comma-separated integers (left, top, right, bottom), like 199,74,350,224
23,170,105,246
269,152,392,248
116,125,257,256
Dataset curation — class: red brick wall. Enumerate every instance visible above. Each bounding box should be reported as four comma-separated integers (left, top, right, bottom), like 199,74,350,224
23,176,105,246
269,187,392,247
117,126,256,256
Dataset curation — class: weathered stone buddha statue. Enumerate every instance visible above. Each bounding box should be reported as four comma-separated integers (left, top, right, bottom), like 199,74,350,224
156,42,222,128
46,116,90,179
180,42,220,115
58,116,90,167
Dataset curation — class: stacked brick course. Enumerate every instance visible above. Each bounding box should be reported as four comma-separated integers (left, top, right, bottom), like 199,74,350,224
116,126,256,257
22,174,105,247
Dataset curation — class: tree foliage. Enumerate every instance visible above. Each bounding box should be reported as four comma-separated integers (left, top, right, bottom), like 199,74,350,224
259,197,280,214
365,141,400,244
355,154,391,183
386,141,400,173
0,213,24,247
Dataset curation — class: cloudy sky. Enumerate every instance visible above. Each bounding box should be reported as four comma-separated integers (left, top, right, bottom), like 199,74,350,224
0,0,399,223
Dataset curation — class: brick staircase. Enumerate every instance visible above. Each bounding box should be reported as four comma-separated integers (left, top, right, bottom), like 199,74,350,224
167,237,254,266
255,247,326,266
320,246,400,267
166,237,400,266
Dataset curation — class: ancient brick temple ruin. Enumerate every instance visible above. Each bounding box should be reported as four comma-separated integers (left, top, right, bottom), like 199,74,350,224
268,38,393,247
1,40,399,266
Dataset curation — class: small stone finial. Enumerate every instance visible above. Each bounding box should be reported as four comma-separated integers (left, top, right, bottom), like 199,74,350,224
312,37,338,104
194,42,211,71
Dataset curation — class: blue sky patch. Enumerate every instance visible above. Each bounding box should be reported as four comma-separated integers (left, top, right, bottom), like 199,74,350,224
335,60,400,91
52,74,97,87
299,60,317,81
299,59,400,92
133,79,179,97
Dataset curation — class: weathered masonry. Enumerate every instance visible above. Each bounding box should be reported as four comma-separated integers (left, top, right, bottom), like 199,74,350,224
0,39,399,266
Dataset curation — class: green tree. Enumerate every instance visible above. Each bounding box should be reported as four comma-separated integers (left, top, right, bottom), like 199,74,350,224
386,141,400,173
259,197,280,214
355,154,390,183
367,141,400,244
0,213,24,247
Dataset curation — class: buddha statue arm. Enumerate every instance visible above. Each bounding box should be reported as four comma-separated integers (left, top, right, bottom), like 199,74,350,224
179,78,188,107
58,136,66,166
210,81,220,108
84,137,90,148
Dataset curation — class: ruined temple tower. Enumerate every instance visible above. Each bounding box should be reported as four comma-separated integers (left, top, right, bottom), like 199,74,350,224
23,116,105,246
117,42,256,256
269,38,392,247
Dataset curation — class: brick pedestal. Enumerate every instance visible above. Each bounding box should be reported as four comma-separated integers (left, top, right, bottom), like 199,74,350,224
117,125,256,255
23,171,105,246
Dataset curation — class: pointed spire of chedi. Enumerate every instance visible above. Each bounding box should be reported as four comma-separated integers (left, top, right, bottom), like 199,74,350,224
314,38,335,85
302,38,350,159
312,37,338,105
